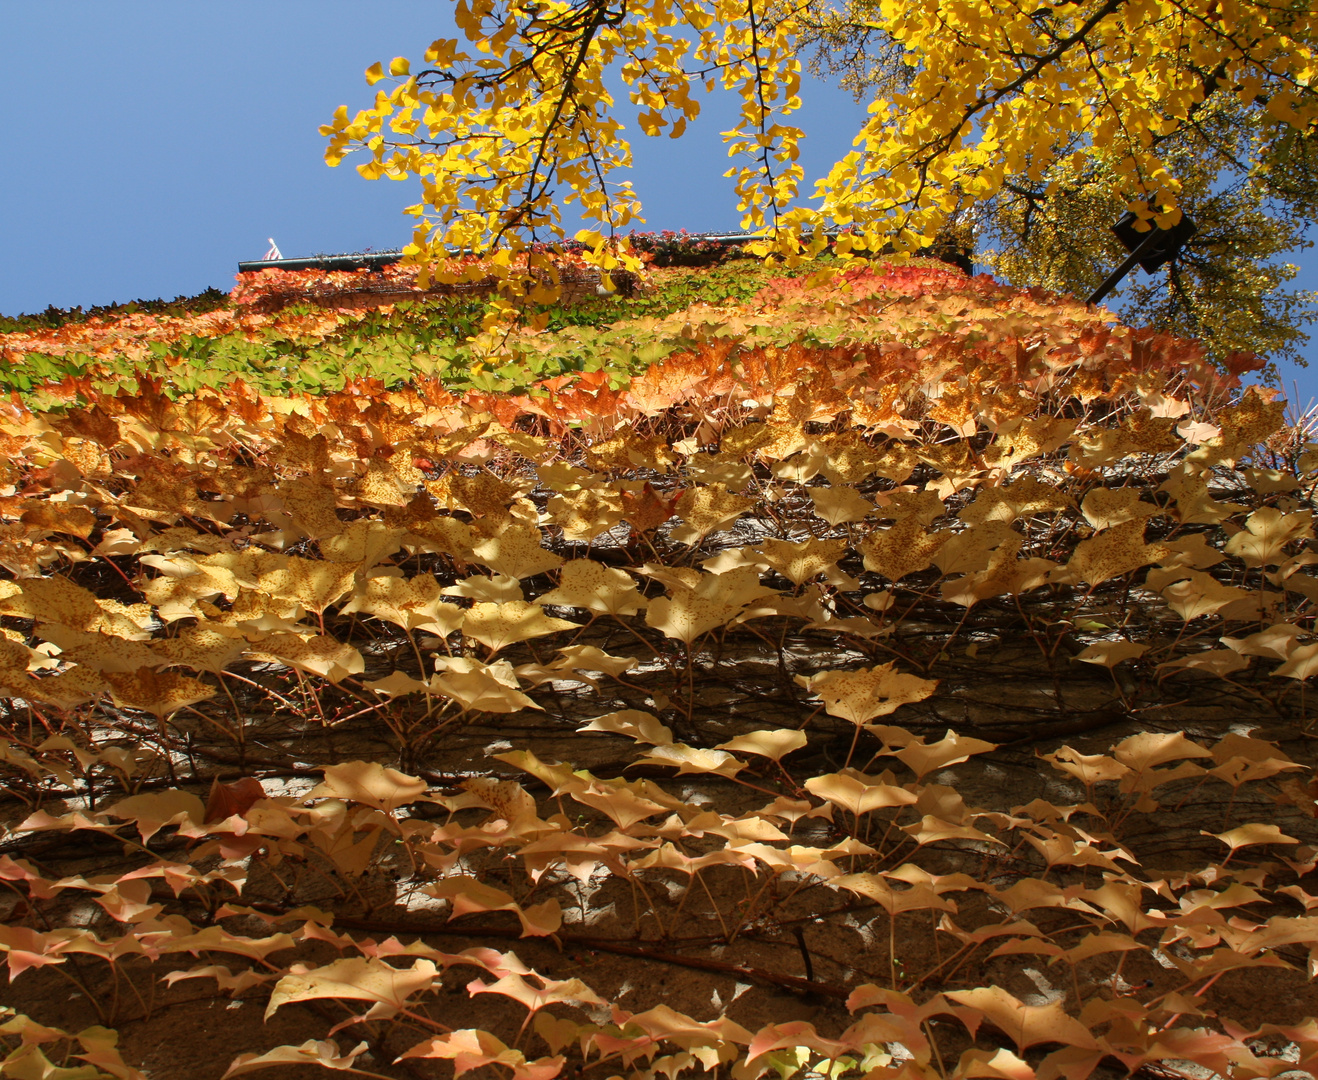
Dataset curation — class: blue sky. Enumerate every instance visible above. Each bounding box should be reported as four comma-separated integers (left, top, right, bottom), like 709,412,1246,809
2,2,1314,405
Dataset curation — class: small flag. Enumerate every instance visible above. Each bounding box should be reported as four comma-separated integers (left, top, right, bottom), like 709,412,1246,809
263,238,283,261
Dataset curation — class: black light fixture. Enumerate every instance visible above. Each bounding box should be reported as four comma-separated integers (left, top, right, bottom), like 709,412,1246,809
1088,209,1197,305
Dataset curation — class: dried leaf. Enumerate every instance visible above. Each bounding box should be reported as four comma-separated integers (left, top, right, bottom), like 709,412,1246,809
103,667,216,719
669,484,755,544
579,709,673,746
471,524,563,578
859,515,950,581
716,728,807,762
945,986,1098,1051
1072,641,1149,668
536,559,646,616
309,761,427,812
798,663,938,725
264,957,437,1020
431,657,539,713
224,1040,371,1077
462,601,578,653
809,484,874,526
426,878,562,937
804,770,918,816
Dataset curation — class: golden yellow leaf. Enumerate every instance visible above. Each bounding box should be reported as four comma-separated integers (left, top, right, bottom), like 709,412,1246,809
0,576,103,629
259,557,360,615
644,567,773,644
310,760,427,811
1224,507,1313,568
38,626,161,673
1273,643,1318,681
246,634,365,683
669,485,755,545
809,485,874,526
1157,649,1250,678
536,559,645,616
1209,822,1299,852
756,537,847,586
471,524,563,579
804,770,918,816
104,667,216,718
264,957,437,1021
462,601,577,653
716,728,807,762
430,657,539,713
1072,641,1150,668
859,516,950,582
686,453,753,490
150,625,246,675
945,986,1098,1051
1161,571,1252,621
797,662,937,725
579,709,673,745
278,476,343,537
545,487,626,541
319,520,405,569
1041,746,1131,785
1080,488,1159,531
343,573,465,635
424,878,562,937
885,729,997,779
442,573,524,604
633,743,744,778
1063,520,1164,587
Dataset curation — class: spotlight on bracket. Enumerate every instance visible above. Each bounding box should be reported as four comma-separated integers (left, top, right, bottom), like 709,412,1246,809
1088,210,1197,305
